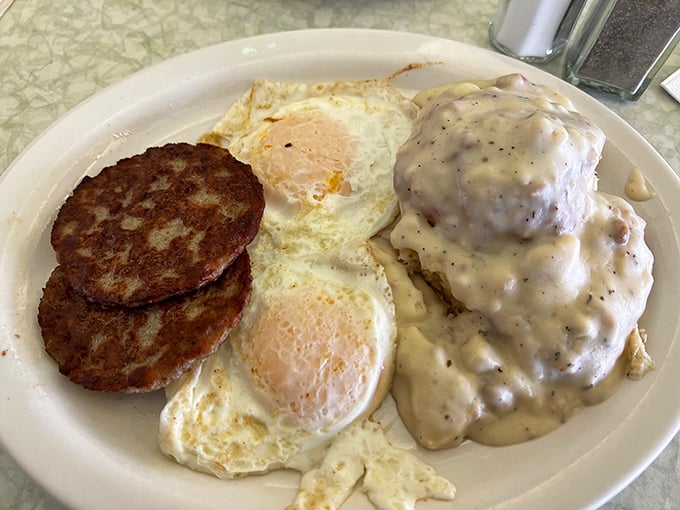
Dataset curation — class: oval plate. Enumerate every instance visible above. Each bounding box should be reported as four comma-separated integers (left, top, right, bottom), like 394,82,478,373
1,29,679,510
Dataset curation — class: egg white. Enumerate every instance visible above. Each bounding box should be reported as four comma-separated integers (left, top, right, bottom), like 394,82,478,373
201,79,418,254
159,239,396,477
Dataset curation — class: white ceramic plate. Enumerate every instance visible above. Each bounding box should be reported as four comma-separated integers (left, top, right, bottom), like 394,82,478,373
1,29,679,510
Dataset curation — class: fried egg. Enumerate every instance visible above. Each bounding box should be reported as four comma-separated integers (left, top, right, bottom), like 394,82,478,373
159,239,396,476
200,79,418,252
159,78,456,508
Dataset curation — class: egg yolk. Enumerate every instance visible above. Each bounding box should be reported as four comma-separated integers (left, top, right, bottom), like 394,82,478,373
242,287,376,429
249,111,357,203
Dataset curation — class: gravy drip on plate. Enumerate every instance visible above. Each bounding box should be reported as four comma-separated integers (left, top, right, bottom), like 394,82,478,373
625,166,656,202
385,74,654,449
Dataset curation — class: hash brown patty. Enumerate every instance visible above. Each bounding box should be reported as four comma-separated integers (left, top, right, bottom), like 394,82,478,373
51,142,264,307
38,252,252,393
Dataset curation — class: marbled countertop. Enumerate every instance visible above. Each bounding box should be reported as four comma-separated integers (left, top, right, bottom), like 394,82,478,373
1,1,678,509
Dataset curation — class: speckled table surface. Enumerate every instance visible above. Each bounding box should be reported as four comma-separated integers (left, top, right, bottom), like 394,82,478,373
1,1,678,509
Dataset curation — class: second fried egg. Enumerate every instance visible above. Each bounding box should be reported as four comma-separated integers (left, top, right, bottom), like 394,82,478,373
158,237,396,476
201,78,418,253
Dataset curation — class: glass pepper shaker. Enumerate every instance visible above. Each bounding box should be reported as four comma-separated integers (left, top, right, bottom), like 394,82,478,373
565,0,680,101
489,0,587,63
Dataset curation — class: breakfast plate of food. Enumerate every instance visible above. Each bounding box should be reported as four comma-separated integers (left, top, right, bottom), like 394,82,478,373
1,28,679,510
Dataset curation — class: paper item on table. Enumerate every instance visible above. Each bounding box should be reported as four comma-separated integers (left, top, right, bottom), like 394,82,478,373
661,68,680,105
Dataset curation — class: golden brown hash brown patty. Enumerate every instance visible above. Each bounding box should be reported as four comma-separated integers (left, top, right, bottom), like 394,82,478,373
38,252,252,393
50,142,264,307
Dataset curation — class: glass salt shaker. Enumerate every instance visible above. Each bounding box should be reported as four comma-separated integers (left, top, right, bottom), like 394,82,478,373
565,0,680,101
489,0,587,63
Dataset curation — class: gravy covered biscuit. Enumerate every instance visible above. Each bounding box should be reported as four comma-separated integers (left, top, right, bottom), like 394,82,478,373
385,74,654,449
38,252,252,393
51,142,264,307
